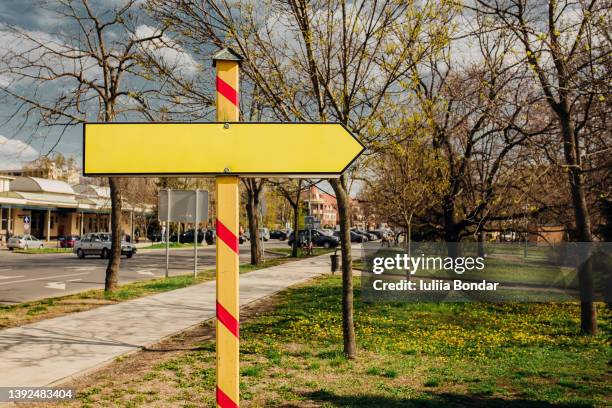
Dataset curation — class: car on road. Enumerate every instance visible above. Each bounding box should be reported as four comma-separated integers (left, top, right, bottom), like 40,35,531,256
7,234,44,250
259,227,270,241
269,230,288,240
363,231,378,241
170,229,205,244
288,229,339,248
58,235,80,248
74,233,136,259
334,230,369,243
205,229,216,245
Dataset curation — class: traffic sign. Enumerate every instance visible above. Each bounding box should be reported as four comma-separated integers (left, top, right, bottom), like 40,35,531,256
23,216,30,224
83,122,364,177
158,189,209,223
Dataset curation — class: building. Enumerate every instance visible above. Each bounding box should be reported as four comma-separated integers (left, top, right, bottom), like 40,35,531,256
349,198,368,230
528,225,566,244
0,176,151,244
302,186,338,228
0,157,81,185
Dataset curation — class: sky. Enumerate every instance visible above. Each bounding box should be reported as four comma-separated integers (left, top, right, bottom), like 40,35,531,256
0,0,199,170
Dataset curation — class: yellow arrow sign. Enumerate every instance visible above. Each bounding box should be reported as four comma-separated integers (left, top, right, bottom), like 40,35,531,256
83,122,364,177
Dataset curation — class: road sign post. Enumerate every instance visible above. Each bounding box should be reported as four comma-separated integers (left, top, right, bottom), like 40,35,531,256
166,189,170,278
194,189,199,277
214,49,241,408
159,189,209,280
82,47,364,408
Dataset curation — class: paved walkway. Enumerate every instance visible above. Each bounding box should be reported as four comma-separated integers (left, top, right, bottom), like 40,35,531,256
0,255,332,387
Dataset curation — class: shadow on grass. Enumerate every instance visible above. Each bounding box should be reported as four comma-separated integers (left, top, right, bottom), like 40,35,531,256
300,390,593,408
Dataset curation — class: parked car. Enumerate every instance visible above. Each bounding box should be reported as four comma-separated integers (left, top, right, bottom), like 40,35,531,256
351,229,373,241
74,233,136,259
367,230,384,239
7,234,44,250
147,231,162,242
259,227,270,241
205,229,216,245
171,229,205,244
58,235,80,248
364,231,378,241
334,230,369,243
239,230,250,244
288,229,339,248
269,230,288,240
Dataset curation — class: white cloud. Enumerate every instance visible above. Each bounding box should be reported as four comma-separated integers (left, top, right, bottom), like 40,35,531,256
0,135,39,170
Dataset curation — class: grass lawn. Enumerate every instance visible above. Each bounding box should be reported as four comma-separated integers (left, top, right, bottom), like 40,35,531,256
43,275,611,408
0,252,319,329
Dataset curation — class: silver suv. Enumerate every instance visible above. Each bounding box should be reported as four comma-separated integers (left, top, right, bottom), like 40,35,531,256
74,233,136,259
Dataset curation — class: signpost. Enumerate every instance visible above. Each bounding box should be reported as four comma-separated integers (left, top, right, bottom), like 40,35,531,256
83,47,364,408
304,216,320,229
159,189,209,277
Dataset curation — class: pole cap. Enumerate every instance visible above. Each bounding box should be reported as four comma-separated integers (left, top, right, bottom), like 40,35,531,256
212,47,244,67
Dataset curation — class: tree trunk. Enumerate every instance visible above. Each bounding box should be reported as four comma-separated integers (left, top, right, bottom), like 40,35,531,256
245,181,263,265
291,180,302,258
443,196,462,258
330,176,357,359
558,113,596,334
105,177,122,292
477,230,486,258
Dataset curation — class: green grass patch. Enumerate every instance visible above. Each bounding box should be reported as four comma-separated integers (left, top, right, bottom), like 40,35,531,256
73,275,611,407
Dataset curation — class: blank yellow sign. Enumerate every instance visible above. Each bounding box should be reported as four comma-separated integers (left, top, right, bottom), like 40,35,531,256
83,122,364,177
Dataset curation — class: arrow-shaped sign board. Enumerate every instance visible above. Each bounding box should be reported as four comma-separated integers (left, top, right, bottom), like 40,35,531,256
83,122,364,177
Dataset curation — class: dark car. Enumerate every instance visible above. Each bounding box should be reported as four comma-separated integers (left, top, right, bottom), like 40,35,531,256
335,230,368,243
367,230,384,239
288,229,339,248
205,229,216,245
147,224,163,242
352,230,371,242
170,229,205,244
58,235,80,248
269,230,288,240
363,231,378,240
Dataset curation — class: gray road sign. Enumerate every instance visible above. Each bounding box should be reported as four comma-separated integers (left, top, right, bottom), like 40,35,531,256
158,189,209,223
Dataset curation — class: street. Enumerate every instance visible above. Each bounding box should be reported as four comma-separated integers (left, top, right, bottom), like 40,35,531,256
0,240,288,304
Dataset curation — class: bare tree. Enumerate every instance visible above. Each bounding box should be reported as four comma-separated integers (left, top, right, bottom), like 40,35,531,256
0,0,170,291
149,0,456,358
242,178,265,264
271,179,305,257
475,0,611,334
363,127,449,251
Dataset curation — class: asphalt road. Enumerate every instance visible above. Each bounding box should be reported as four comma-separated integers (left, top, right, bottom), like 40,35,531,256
0,240,289,304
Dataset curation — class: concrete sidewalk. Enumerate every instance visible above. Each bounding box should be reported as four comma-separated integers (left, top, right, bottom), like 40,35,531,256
0,255,332,387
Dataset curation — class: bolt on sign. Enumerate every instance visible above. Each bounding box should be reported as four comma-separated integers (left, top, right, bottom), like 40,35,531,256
82,47,365,408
